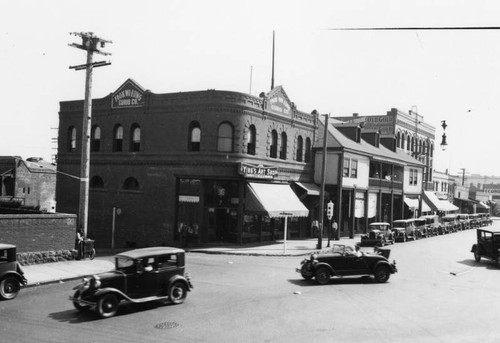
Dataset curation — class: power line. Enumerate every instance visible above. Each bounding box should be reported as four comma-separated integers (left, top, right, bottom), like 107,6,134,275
328,26,500,31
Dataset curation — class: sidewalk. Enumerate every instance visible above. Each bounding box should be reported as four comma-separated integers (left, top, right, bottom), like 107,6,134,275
22,236,360,288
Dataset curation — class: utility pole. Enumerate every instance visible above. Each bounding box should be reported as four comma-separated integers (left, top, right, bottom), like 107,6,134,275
461,168,466,186
69,32,112,238
317,114,329,249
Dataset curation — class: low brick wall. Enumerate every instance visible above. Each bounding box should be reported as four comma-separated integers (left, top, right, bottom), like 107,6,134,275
0,213,77,253
16,249,79,266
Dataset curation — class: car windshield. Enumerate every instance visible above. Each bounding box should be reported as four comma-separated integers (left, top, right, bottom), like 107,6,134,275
393,222,406,228
116,256,135,270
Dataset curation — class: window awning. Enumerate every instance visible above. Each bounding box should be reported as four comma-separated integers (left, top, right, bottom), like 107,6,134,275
478,201,490,209
424,191,458,212
404,197,432,212
246,182,309,217
294,182,321,196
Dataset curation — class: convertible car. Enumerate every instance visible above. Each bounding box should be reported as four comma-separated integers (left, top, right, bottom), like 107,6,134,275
297,244,397,285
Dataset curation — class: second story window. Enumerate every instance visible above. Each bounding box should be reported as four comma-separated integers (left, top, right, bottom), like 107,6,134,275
246,125,256,155
296,136,303,162
91,126,101,152
217,122,233,152
90,176,104,189
68,126,76,152
304,137,311,162
350,160,358,178
188,121,201,152
280,132,287,160
130,124,141,152
113,125,123,152
343,158,350,177
123,177,139,190
270,130,278,158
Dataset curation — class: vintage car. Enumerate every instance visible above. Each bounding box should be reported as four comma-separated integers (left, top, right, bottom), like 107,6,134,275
392,219,417,242
413,218,428,238
441,214,460,233
0,244,27,300
457,214,471,230
469,214,482,229
471,229,500,265
70,247,193,318
297,244,397,284
360,222,394,246
418,215,440,237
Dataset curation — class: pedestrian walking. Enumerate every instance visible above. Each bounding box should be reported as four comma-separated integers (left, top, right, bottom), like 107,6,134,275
331,220,338,240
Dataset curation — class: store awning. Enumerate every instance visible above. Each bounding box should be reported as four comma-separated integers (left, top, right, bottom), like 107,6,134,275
424,191,458,212
404,197,432,212
294,182,321,196
246,182,309,217
478,201,490,209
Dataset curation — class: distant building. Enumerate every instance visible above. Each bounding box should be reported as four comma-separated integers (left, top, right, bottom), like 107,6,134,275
332,108,436,191
0,156,56,212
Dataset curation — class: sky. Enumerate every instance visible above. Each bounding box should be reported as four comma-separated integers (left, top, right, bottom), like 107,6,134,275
2,0,500,177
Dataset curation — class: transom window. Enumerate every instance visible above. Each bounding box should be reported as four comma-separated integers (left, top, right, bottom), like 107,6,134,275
188,121,201,152
130,124,141,152
113,125,124,152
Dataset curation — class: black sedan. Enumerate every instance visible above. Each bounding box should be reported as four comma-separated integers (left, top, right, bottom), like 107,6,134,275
297,244,397,285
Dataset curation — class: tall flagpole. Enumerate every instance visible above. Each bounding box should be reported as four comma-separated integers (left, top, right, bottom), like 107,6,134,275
271,30,275,90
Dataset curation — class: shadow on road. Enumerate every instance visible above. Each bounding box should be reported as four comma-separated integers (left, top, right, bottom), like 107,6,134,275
288,275,377,286
457,258,500,270
49,300,175,323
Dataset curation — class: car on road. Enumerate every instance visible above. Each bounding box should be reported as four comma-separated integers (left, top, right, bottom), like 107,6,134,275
392,219,418,242
471,229,500,266
418,215,440,237
0,244,27,300
413,218,428,238
442,214,460,233
360,222,394,246
297,244,397,284
457,213,471,230
70,247,193,318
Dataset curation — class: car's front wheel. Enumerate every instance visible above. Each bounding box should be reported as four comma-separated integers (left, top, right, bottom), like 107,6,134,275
474,251,481,262
97,294,119,318
169,281,188,304
314,267,331,285
373,266,391,283
73,290,91,311
0,276,21,300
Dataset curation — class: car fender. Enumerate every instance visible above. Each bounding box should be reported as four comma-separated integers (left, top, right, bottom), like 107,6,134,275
373,260,395,273
313,262,337,276
0,271,27,286
94,287,128,301
167,274,192,291
471,244,479,254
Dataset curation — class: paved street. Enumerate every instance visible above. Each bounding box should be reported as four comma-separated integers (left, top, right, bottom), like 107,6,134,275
1,225,500,342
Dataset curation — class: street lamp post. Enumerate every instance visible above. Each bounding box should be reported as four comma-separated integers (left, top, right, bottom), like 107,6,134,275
317,114,329,250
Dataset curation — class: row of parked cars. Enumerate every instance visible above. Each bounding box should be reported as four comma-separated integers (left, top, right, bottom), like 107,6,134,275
360,213,493,246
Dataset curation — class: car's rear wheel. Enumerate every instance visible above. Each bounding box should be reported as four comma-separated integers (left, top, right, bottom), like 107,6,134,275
97,294,119,318
73,290,91,311
315,267,331,285
374,266,391,283
0,276,20,300
169,281,188,304
474,251,481,262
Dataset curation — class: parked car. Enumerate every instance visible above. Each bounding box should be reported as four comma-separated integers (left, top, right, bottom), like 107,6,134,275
297,244,397,284
70,247,193,318
418,215,440,237
442,214,460,233
360,222,394,246
413,218,428,238
0,244,27,300
471,229,500,266
457,214,471,230
469,214,481,229
392,219,417,242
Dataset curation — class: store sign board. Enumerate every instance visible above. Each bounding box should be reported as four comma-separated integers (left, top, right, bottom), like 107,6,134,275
239,163,278,179
112,79,145,108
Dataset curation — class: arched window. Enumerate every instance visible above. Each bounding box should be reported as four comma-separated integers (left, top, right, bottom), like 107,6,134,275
68,126,76,152
113,125,123,152
401,133,406,150
91,126,101,152
130,124,141,152
123,177,139,190
280,132,287,160
188,121,201,152
217,122,233,152
304,137,312,162
296,136,304,162
406,134,411,150
270,130,278,158
246,125,256,155
90,176,104,189
396,132,401,148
